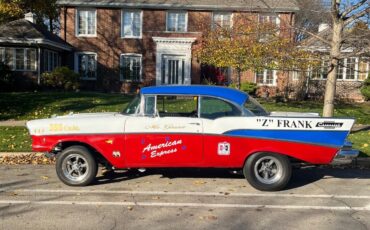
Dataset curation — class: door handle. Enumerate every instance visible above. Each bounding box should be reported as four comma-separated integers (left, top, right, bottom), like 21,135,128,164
188,122,200,126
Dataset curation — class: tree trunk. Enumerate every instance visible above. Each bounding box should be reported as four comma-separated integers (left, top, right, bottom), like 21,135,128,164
237,68,241,90
322,19,343,117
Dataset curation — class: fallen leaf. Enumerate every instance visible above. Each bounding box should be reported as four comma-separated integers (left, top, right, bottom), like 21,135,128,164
41,176,49,180
193,180,206,185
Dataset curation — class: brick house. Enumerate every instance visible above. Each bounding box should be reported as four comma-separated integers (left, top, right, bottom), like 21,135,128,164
293,25,370,102
0,13,72,89
57,0,298,93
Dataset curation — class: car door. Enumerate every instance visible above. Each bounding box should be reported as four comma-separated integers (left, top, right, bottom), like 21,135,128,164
124,95,203,167
200,96,243,167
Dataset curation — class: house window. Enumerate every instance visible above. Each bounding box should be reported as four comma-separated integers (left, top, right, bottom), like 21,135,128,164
10,48,37,71
44,50,60,72
75,52,97,80
166,11,187,32
311,59,329,79
259,14,279,26
122,10,142,38
76,9,96,36
120,54,142,81
358,58,370,81
346,57,357,80
15,49,25,70
212,12,232,29
255,69,276,86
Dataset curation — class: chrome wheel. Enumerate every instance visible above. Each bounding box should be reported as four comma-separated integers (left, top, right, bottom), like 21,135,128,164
62,154,89,182
253,156,283,185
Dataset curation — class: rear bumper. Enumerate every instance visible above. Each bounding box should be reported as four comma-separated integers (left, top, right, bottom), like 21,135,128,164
331,141,359,165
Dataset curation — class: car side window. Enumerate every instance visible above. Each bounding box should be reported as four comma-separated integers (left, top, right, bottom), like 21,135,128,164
200,97,241,119
156,95,199,118
144,95,156,115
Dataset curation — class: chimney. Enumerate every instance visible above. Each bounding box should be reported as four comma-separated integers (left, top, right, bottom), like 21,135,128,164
318,23,329,32
24,12,36,23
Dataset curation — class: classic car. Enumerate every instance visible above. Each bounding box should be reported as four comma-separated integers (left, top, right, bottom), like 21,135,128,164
26,86,359,191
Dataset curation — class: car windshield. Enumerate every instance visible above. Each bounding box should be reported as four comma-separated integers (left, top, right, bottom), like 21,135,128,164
122,95,141,114
244,97,269,116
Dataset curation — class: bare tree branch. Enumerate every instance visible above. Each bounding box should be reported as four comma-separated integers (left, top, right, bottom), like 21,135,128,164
344,7,370,25
340,0,368,19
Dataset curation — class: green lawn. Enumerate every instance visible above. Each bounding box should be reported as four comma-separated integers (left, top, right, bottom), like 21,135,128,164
0,92,133,121
1,126,369,157
0,126,31,152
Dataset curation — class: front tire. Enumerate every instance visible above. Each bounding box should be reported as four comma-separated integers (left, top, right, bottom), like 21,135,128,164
243,152,291,191
56,146,98,186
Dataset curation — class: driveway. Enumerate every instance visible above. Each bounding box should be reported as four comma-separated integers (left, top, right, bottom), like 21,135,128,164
0,165,369,230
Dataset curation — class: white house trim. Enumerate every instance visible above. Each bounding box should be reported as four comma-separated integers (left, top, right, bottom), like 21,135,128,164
153,37,196,86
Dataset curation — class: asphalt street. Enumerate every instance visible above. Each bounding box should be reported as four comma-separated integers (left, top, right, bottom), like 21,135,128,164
0,165,369,230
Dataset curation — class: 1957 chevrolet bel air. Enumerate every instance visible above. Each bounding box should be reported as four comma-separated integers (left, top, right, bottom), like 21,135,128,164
27,86,359,191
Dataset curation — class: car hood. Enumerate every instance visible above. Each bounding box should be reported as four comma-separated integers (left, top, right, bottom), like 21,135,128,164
27,112,128,136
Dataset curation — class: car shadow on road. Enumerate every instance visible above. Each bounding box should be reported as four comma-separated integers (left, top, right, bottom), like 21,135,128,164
93,167,370,189
287,166,370,190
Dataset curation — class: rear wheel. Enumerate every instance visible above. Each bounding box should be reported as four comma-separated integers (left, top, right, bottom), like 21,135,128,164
243,152,291,191
56,146,98,186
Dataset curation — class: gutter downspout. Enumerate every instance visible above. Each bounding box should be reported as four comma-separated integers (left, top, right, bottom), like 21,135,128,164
37,46,41,85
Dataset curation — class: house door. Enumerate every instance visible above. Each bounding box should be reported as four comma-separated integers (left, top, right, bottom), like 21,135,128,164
161,55,186,85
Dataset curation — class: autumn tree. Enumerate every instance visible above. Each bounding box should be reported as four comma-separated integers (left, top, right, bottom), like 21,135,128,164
256,0,370,117
0,0,23,25
0,0,59,32
196,17,318,89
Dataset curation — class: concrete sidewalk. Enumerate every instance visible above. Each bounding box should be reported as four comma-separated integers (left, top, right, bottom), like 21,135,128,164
0,120,27,126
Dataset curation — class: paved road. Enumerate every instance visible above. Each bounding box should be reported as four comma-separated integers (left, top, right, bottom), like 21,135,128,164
0,165,369,230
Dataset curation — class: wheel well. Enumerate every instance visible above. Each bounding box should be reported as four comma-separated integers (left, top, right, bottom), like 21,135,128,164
54,141,110,166
244,151,303,166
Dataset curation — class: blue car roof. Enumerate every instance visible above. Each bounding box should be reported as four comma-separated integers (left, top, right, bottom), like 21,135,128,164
140,85,249,106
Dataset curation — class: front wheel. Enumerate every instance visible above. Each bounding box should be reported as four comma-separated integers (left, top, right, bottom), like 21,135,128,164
56,146,98,186
243,152,291,191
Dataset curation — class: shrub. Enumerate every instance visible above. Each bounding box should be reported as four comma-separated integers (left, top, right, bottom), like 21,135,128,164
229,81,258,95
42,67,80,91
360,74,370,100
0,62,15,91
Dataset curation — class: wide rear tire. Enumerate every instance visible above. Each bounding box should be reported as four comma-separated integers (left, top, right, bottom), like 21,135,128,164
56,146,98,186
243,152,291,191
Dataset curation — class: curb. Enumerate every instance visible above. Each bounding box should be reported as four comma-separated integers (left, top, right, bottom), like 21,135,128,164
0,152,44,157
0,152,369,168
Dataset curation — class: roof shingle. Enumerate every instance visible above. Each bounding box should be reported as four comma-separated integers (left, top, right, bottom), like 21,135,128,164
57,0,299,12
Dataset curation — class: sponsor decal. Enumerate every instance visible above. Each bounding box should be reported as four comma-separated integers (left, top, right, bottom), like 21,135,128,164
142,137,184,158
316,121,343,129
49,124,80,132
112,151,121,158
145,124,186,130
218,142,231,155
257,118,313,129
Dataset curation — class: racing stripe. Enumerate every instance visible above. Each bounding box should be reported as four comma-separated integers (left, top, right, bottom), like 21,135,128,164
223,129,349,147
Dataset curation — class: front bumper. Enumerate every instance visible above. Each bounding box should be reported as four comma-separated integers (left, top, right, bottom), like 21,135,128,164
331,141,360,165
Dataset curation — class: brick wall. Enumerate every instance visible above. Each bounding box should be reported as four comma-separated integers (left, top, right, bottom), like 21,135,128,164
60,7,294,92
